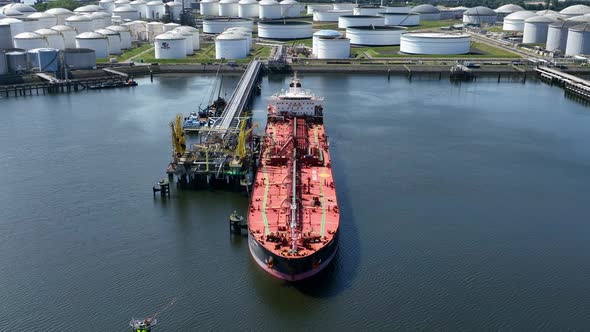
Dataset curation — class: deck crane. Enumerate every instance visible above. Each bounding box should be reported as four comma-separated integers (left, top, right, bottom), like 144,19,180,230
236,121,258,160
170,114,186,158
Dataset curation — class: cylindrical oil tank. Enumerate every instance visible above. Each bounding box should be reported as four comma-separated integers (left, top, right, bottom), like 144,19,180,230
560,5,590,18
0,8,24,18
215,32,247,59
74,5,105,14
13,32,48,51
523,15,556,44
6,50,27,72
565,23,590,56
164,22,181,32
99,0,116,13
312,29,339,55
346,25,406,46
170,29,193,54
410,4,440,21
1,3,36,17
35,28,65,50
20,18,40,33
113,5,140,21
95,28,122,54
202,17,253,33
333,3,356,10
567,15,590,23
114,0,131,8
0,23,12,48
64,48,96,69
66,15,93,33
28,12,57,29
166,2,183,21
85,12,105,30
105,25,131,48
463,6,497,24
259,0,281,19
495,4,524,21
174,26,200,49
51,25,77,48
315,36,350,59
45,8,74,25
200,0,219,16
76,32,109,58
0,50,7,75
258,20,312,39
307,4,332,15
225,27,250,49
313,10,352,22
154,32,186,59
546,20,578,52
503,11,537,31
0,18,24,39
353,5,383,16
96,11,112,28
280,0,303,18
146,1,165,19
238,0,259,18
29,48,59,72
130,0,147,18
384,6,411,13
223,30,249,52
338,15,384,29
218,0,239,17
379,13,420,26
400,32,471,54
146,21,165,41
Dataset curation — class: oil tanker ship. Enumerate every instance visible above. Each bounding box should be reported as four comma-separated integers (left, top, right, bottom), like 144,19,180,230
248,75,339,281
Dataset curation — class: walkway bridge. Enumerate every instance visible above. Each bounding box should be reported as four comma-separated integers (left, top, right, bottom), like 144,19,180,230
536,66,590,100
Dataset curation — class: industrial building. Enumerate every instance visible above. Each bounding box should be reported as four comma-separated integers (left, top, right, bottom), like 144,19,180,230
400,32,471,54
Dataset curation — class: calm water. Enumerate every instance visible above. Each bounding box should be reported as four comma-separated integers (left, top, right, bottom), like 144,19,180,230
1,73,590,331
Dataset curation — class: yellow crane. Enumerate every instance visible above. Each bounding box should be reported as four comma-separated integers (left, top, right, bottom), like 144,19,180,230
170,114,186,158
236,121,258,159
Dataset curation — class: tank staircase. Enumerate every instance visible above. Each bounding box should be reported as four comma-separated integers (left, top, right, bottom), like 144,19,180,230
536,66,590,100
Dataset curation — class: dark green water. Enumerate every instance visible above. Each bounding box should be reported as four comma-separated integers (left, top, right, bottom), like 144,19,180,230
2,73,590,331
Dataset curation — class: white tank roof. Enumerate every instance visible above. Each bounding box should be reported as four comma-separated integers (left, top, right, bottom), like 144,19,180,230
403,32,469,38
76,31,107,38
14,32,43,39
239,0,257,3
260,0,279,5
1,3,36,13
112,5,138,12
28,12,56,19
0,17,22,24
146,0,164,5
219,0,238,3
505,11,538,20
0,13,5,19
560,5,590,16
96,28,119,35
174,26,198,32
35,28,60,35
495,4,524,13
0,8,23,16
570,22,590,31
130,0,146,4
74,5,106,12
537,9,558,15
525,15,556,23
410,4,439,14
115,0,130,3
155,32,185,39
281,0,298,3
464,6,496,16
51,24,75,31
166,2,182,6
66,15,92,22
105,25,130,31
217,32,246,40
94,11,112,17
313,29,342,38
567,15,590,23
46,8,73,15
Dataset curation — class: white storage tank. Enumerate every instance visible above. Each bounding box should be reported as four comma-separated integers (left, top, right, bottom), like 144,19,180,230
154,32,186,59
560,5,590,18
164,22,181,31
75,31,109,58
20,18,40,33
567,15,590,23
353,5,383,16
0,8,24,18
258,20,312,39
410,4,440,21
171,29,193,54
174,25,200,49
314,35,350,59
280,0,303,18
45,8,73,25
6,50,28,72
565,23,590,56
238,0,258,18
0,23,12,48
200,0,220,16
307,4,332,15
259,0,281,19
225,26,250,49
495,4,524,21
86,12,106,30
96,28,122,54
74,5,105,14
130,0,147,18
1,3,36,17
147,21,165,40
338,15,384,29
202,17,253,33
463,6,497,24
333,3,356,10
105,25,132,49
146,0,165,19
99,0,116,13
64,48,96,69
522,15,556,44
166,2,183,21
379,13,420,26
215,32,247,59
218,0,239,17
13,32,48,51
313,10,352,22
51,25,77,48
0,50,7,75
113,5,140,21
503,11,537,31
35,28,65,50
384,6,411,14
0,18,24,39
546,20,578,52
346,25,406,46
223,30,250,52
28,12,57,29
312,29,339,55
400,32,471,54
65,15,93,33
114,0,131,8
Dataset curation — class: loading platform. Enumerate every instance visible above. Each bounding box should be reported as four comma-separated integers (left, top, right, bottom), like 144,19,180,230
536,66,590,100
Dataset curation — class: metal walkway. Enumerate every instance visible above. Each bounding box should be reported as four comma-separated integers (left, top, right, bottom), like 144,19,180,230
536,66,590,100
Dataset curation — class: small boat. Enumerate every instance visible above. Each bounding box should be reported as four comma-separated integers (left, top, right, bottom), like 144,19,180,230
129,318,157,332
182,111,201,130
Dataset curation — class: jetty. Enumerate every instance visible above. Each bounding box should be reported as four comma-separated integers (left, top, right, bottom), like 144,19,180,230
536,66,590,100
